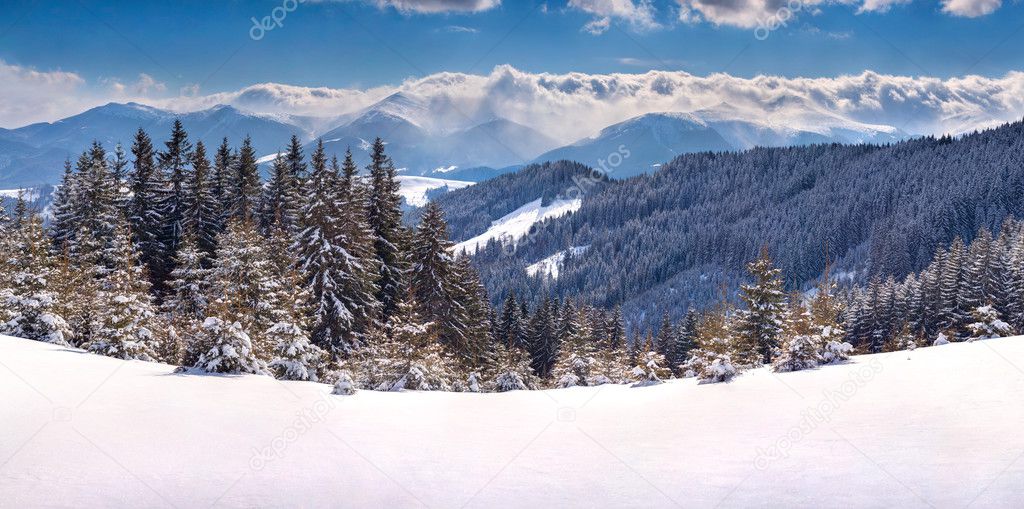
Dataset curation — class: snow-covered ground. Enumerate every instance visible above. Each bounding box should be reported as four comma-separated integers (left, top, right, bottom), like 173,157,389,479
455,198,582,255
2,335,1023,507
526,246,589,279
395,175,473,207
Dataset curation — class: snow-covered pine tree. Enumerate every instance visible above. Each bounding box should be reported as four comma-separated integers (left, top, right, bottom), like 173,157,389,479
109,142,131,214
157,119,193,272
163,235,209,364
736,247,787,365
627,346,672,387
210,137,235,237
966,305,1014,341
654,312,675,361
333,149,380,344
194,303,267,375
526,297,560,379
49,159,80,253
2,214,72,346
772,306,822,373
73,142,121,272
182,140,219,258
497,292,525,350
226,135,261,222
258,153,301,235
284,134,307,184
668,309,698,373
685,306,738,383
205,218,278,362
129,128,168,289
0,207,16,326
489,341,539,392
450,255,494,367
366,137,409,324
265,228,325,381
550,303,600,388
88,223,162,362
939,237,967,334
294,142,376,358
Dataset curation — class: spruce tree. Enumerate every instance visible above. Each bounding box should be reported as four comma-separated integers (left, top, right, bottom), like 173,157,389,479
211,137,235,236
259,153,301,235
366,137,409,323
2,214,72,345
49,159,80,252
226,135,260,222
129,128,167,288
182,140,219,257
736,247,787,365
157,119,193,266
88,223,161,362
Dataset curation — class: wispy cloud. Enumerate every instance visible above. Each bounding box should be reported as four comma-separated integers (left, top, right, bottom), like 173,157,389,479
440,24,480,33
330,0,501,14
569,0,660,35
940,0,1002,17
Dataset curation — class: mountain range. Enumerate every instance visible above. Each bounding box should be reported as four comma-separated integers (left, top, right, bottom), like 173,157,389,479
0,92,907,187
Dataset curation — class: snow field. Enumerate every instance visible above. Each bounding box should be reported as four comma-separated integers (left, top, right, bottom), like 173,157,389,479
1,335,1023,508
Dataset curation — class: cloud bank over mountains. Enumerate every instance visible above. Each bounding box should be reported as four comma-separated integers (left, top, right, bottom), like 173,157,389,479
4,61,1024,140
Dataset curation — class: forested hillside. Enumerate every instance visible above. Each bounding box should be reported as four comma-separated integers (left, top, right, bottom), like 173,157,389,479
450,120,1024,330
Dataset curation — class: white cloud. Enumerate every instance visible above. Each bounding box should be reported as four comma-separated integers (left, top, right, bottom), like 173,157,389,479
440,24,480,33
0,61,87,127
341,0,501,13
569,0,660,34
940,0,1001,17
857,0,912,13
5,63,1024,143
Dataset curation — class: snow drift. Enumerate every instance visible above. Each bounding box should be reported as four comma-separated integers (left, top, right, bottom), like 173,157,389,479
1,334,1023,507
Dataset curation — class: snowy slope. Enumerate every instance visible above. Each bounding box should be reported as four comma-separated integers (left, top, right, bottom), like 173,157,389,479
2,335,1023,507
526,246,589,279
395,175,474,207
454,198,582,255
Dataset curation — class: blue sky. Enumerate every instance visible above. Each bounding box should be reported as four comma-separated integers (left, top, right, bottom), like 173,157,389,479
3,0,1022,89
0,0,1022,128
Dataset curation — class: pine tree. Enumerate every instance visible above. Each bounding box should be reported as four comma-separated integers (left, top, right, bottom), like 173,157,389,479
88,223,161,362
49,160,80,252
284,134,307,183
526,297,559,378
410,202,464,348
294,142,377,357
73,142,121,272
670,309,698,372
497,292,525,350
109,142,131,214
211,137,235,236
129,128,167,288
157,119,194,267
489,342,539,391
736,247,787,365
163,235,210,366
182,140,219,257
226,135,261,222
2,214,72,345
366,137,409,323
966,305,1014,341
259,153,301,235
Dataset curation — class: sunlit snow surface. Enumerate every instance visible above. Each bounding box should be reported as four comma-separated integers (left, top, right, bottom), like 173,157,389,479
2,335,1023,507
395,175,473,207
455,198,582,255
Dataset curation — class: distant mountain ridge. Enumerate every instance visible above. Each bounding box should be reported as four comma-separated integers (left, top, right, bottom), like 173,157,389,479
0,93,908,187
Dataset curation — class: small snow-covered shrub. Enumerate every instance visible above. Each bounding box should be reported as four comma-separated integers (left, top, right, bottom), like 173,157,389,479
772,334,822,373
686,348,737,384
629,351,672,387
331,371,357,395
552,354,596,388
820,340,853,364
267,321,325,382
933,333,950,346
195,317,267,375
967,305,1013,341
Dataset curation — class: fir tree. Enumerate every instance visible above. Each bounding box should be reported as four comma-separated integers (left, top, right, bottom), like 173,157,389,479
88,223,161,362
182,140,219,257
366,137,409,323
259,153,301,235
49,159,80,252
129,128,167,288
226,135,261,222
736,247,787,365
157,119,194,265
2,215,72,346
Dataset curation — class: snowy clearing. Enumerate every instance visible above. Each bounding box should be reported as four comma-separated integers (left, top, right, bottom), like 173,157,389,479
526,246,589,279
455,198,582,255
2,334,1023,507
395,175,473,207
